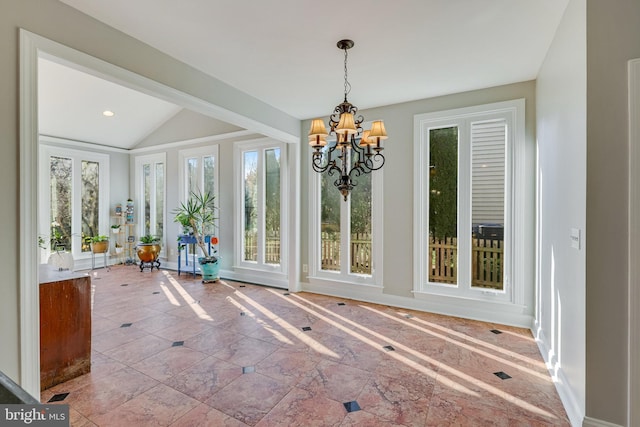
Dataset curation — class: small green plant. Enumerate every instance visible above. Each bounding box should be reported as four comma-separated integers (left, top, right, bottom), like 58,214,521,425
90,234,109,243
111,224,121,229
115,242,122,248
139,234,160,244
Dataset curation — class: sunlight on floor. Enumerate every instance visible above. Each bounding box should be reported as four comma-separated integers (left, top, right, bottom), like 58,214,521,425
162,271,212,321
284,292,557,420
225,285,339,357
159,283,181,306
362,306,551,382
223,293,296,346
398,310,545,368
262,289,477,395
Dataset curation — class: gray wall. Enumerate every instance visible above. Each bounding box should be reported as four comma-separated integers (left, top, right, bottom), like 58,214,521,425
536,0,586,423
0,0,296,386
586,0,640,423
135,109,244,149
300,81,536,303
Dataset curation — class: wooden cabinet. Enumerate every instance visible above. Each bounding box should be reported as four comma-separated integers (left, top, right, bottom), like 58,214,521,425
39,266,91,390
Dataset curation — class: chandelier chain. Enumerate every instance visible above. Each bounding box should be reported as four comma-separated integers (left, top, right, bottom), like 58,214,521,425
343,47,351,102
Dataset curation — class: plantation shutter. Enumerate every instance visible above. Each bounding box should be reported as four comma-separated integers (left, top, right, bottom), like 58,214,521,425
471,120,506,226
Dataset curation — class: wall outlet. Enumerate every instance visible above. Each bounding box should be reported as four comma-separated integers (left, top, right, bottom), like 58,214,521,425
302,264,308,273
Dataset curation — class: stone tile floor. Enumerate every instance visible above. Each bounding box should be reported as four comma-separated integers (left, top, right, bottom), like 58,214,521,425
41,266,570,426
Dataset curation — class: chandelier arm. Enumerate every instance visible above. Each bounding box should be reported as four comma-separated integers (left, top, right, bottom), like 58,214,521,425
326,161,342,177
349,137,373,172
348,164,365,179
311,145,337,173
363,152,385,171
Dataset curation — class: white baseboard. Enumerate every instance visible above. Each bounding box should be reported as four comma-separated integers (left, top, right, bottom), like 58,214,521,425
533,320,585,427
220,268,288,289
302,279,533,328
582,417,624,427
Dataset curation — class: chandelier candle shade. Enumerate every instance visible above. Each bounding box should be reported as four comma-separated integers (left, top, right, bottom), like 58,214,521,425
309,39,388,201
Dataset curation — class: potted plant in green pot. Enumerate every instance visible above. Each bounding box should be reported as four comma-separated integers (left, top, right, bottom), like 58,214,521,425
136,234,161,271
173,190,219,282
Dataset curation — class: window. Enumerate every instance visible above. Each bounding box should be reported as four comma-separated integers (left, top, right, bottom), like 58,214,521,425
179,145,218,218
309,132,383,286
414,99,525,304
235,139,287,273
39,145,109,260
135,153,165,245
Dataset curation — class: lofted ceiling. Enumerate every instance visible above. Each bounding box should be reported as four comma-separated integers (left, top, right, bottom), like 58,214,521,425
38,57,185,149
46,0,569,147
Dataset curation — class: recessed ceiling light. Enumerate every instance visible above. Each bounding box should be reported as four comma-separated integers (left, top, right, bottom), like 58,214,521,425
102,110,115,117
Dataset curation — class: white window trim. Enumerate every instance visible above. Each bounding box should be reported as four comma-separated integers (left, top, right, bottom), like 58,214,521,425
134,152,167,252
234,138,289,276
307,123,384,288
39,143,110,260
413,99,526,306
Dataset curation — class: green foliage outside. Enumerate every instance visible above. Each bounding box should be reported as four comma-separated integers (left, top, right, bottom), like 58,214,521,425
429,127,458,240
320,148,372,236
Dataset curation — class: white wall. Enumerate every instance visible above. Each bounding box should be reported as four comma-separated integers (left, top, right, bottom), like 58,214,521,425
535,0,586,424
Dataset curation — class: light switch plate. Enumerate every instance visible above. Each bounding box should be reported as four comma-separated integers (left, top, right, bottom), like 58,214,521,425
570,228,581,249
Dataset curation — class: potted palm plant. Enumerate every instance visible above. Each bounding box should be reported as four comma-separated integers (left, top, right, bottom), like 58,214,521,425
173,190,219,282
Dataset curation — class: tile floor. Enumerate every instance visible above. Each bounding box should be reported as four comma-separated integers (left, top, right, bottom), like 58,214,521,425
41,265,570,426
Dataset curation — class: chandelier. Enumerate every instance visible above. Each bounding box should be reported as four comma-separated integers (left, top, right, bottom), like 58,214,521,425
308,39,388,201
